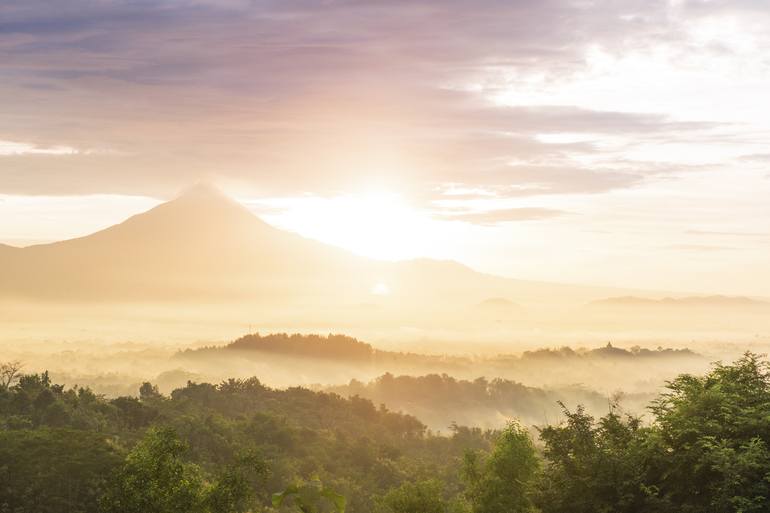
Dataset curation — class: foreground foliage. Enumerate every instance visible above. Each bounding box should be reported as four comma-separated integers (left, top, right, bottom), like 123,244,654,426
0,371,484,513
2,353,770,512
535,352,770,513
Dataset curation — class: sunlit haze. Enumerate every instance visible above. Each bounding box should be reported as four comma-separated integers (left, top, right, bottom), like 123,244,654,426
2,1,770,296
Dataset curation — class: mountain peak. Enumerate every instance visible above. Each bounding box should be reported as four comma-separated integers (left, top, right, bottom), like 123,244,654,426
176,182,229,201
49,181,273,251
161,182,255,220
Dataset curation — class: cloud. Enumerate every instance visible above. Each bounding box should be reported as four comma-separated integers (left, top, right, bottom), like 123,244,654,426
0,0,754,200
435,207,565,226
665,244,739,252
739,154,770,164
0,140,79,156
686,229,770,238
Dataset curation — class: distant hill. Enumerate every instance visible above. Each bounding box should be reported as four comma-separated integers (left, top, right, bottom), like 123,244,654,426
520,343,698,360
476,297,520,309
165,331,709,401
589,295,769,308
178,332,435,365
184,331,700,360
225,333,376,360
325,373,654,430
0,184,360,301
0,184,632,314
178,331,703,381
3,185,768,340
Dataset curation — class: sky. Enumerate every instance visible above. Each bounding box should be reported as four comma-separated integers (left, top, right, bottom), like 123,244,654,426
2,0,770,295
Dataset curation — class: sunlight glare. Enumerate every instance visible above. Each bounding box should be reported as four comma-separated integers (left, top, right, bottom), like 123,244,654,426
252,191,440,261
371,282,390,295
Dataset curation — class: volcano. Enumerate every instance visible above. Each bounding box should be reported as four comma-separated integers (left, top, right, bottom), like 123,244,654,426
0,184,623,310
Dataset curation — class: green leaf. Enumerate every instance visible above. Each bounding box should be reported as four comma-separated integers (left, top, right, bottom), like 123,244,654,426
272,484,300,507
321,488,346,513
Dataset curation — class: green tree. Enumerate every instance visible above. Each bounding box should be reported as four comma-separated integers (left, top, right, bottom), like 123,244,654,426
379,480,447,513
99,427,262,513
535,353,770,513
139,382,163,401
535,404,660,513
205,452,268,513
99,427,207,513
649,352,770,513
272,477,346,513
462,422,538,513
0,429,120,513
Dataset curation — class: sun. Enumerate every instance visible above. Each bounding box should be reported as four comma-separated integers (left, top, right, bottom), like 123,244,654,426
253,190,439,261
371,282,390,295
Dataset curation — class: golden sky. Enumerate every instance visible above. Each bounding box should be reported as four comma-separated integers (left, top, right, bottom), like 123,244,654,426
2,0,770,295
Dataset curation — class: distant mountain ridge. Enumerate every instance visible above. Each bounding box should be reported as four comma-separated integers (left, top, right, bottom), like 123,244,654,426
0,184,365,300
477,297,519,309
590,295,769,308
225,333,376,360
180,331,701,364
520,343,698,360
0,184,630,310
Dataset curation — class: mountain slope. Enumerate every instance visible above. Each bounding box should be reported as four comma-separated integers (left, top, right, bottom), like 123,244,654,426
4,187,770,341
0,185,365,300
590,295,769,308
0,185,630,309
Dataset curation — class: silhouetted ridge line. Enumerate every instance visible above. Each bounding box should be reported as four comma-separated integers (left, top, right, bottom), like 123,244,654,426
180,332,700,364
227,333,376,360
591,295,769,307
519,343,697,360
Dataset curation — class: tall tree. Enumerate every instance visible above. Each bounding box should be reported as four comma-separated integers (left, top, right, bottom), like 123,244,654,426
99,427,263,513
463,422,538,513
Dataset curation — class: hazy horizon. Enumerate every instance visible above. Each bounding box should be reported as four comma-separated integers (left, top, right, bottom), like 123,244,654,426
3,183,770,299
3,185,770,350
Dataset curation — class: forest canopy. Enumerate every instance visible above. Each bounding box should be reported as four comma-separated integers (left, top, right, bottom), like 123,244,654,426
2,353,770,512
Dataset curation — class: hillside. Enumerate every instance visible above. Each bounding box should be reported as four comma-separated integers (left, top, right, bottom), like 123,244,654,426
0,185,629,308
4,354,768,513
590,295,769,308
172,332,707,399
0,185,361,301
4,186,769,342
